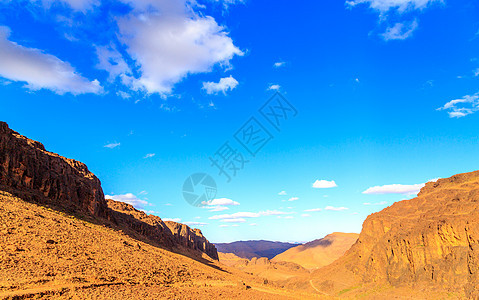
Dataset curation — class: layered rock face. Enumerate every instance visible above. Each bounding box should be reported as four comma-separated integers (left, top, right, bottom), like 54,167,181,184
164,221,219,260
108,199,218,260
312,171,479,297
0,121,218,260
0,122,108,218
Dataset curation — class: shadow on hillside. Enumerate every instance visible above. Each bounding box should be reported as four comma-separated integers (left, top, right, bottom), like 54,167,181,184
1,186,229,275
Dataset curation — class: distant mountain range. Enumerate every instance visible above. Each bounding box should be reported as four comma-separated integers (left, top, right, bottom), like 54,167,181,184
215,240,299,259
283,170,479,298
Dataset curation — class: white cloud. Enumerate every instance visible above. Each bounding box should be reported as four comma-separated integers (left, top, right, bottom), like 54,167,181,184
363,201,387,205
346,0,440,13
104,142,120,149
144,153,155,159
163,218,181,222
41,0,99,11
209,210,290,220
346,0,440,41
207,206,229,212
117,91,131,99
202,198,240,206
278,191,287,195
362,183,425,195
221,218,246,223
273,61,285,68
202,75,239,94
184,221,207,226
301,214,311,217
382,20,418,41
95,44,131,82
324,206,349,211
0,26,102,95
437,93,479,118
202,198,239,212
304,208,322,212
249,223,257,226
219,224,229,227
312,179,338,189
288,197,299,202
105,193,150,209
115,0,243,95
267,84,281,91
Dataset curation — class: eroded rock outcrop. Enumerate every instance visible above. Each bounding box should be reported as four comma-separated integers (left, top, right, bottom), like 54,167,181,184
0,122,108,218
310,171,479,297
0,121,218,260
108,199,218,260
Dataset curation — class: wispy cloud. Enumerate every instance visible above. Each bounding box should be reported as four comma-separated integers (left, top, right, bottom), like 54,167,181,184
312,179,337,189
437,93,479,118
202,198,240,206
202,198,240,212
382,20,418,41
207,206,230,212
144,153,155,159
184,221,208,227
209,210,290,222
278,191,287,195
268,84,281,91
301,213,311,217
163,218,181,222
363,201,387,205
104,142,120,149
304,208,322,212
362,183,424,195
203,76,239,95
273,61,286,68
288,197,299,202
324,206,349,211
221,218,246,223
346,0,440,13
105,193,150,209
0,26,102,95
346,0,441,40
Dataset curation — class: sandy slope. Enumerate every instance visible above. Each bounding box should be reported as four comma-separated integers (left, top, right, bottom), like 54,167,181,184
0,191,323,299
272,232,359,270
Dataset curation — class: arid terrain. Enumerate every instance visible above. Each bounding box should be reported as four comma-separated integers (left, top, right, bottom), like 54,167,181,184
272,232,359,270
1,120,479,299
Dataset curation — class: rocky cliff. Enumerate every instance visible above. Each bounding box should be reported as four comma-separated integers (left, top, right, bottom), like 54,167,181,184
0,121,218,260
309,171,479,297
0,122,108,218
107,199,218,260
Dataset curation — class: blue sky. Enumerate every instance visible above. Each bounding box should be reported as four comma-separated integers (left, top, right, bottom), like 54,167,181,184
1,0,479,243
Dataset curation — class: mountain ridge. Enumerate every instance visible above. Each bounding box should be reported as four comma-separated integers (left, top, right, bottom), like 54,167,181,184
0,121,218,260
297,170,479,298
272,232,359,269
